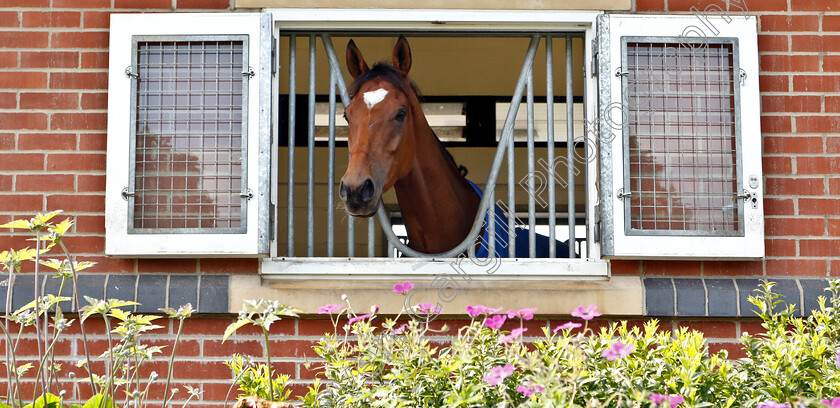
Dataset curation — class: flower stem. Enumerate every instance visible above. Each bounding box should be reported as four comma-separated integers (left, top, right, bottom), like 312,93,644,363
264,329,274,401
3,266,14,407
59,241,97,396
164,318,185,408
33,230,48,398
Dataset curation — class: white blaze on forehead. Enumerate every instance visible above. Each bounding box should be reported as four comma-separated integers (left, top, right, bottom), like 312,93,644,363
363,88,388,110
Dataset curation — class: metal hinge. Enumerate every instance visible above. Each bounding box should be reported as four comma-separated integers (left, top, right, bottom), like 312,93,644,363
243,66,255,79
121,187,135,200
591,38,599,77
616,188,632,200
240,188,254,200
124,66,138,79
271,37,278,75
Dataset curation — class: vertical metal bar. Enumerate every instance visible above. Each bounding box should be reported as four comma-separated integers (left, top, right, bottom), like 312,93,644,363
526,68,536,258
387,239,395,258
286,35,296,257
507,105,516,258
566,35,577,258
367,218,375,257
307,35,316,257
581,37,589,259
487,189,495,257
546,36,557,258
327,69,336,257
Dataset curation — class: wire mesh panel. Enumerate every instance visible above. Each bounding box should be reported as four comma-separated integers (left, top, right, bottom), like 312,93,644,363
622,39,742,236
129,36,249,233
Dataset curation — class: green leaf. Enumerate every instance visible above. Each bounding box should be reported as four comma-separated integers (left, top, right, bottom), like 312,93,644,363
81,394,116,408
223,319,251,342
0,219,32,230
26,393,62,408
108,308,130,322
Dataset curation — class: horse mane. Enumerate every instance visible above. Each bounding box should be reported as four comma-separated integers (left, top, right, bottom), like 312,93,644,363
348,62,468,177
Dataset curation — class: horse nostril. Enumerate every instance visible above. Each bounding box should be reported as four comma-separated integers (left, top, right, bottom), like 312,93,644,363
360,178,375,202
339,181,349,200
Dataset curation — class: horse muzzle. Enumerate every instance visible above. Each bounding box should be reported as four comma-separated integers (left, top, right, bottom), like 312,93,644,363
339,178,380,217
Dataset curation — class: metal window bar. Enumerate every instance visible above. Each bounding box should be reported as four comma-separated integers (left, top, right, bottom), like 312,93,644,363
327,68,336,257
526,69,536,258
566,35,576,258
286,34,296,256
546,36,556,258
283,33,584,258
307,35,316,257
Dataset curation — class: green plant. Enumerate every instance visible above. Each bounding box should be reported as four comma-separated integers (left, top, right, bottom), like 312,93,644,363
224,354,292,404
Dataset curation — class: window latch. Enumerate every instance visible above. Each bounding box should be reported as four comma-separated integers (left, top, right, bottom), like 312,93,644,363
121,187,135,200
240,189,254,200
124,66,138,79
243,66,255,79
615,68,629,78
739,69,747,86
616,188,632,200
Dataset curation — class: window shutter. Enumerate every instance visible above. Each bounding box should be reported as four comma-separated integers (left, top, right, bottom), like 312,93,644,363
598,14,764,259
105,13,272,256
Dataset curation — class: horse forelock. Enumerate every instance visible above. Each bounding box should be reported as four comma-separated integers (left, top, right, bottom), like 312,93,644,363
348,62,421,100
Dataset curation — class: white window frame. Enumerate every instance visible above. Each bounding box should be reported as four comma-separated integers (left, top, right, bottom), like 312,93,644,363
261,9,609,279
598,14,764,259
105,13,273,257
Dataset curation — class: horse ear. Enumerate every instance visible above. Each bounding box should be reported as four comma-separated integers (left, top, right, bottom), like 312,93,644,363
346,39,369,79
392,35,412,76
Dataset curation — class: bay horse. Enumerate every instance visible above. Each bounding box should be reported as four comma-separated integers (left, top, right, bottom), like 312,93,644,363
338,36,571,258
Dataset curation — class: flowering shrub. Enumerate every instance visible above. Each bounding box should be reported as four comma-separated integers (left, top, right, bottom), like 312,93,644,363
292,280,840,407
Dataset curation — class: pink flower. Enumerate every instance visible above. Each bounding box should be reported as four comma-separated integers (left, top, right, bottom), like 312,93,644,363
347,313,373,325
466,305,488,317
485,314,507,329
601,341,635,361
415,303,439,314
822,397,840,408
516,382,545,397
757,401,789,408
649,394,685,406
553,322,582,333
482,364,514,386
393,281,414,295
507,308,537,320
317,304,343,314
499,328,528,344
393,324,408,334
571,305,602,321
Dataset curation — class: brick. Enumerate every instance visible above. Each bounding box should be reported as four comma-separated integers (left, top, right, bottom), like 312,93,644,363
792,35,840,52
81,92,107,109
80,51,108,69
63,235,105,254
765,177,825,195
758,35,788,52
760,15,819,32
75,215,104,232
47,194,105,212
742,0,786,11
0,92,15,108
828,137,840,153
763,136,822,154
828,219,840,236
169,274,198,308
832,178,840,194
79,133,106,150
667,0,722,11
51,32,109,49
16,174,74,192
268,339,319,358
704,261,763,277
760,115,791,134
54,0,110,6
705,279,737,317
610,259,639,275
674,278,705,316
762,156,791,174
799,198,840,216
18,133,76,150
825,56,840,72
200,258,258,274
801,279,831,315
0,175,9,190
47,153,106,171
0,194,42,211
800,239,840,257
0,51,17,68
21,11,81,28
78,174,105,191
50,72,108,90
792,0,836,11
0,132,13,149
794,75,840,93
761,54,820,72
797,116,840,134
825,15,840,31
738,278,800,316
0,72,47,89
709,342,746,359
0,32,49,49
138,258,197,273
83,11,111,28
298,318,336,336
0,152,43,170
51,113,107,131
765,217,824,236
765,238,796,257
135,275,167,313
173,361,230,380
203,339,264,357
115,0,172,8
798,157,840,174
0,0,49,6
0,11,19,27
681,320,736,338
644,278,674,316
766,259,828,276
177,0,229,8
642,260,701,276
761,96,821,113
19,51,79,69
20,92,78,110
199,274,229,313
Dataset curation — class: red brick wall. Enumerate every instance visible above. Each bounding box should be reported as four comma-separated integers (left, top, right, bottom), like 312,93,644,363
0,0,838,404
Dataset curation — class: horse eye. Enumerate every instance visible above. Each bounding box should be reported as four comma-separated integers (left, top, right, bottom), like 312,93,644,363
395,108,407,121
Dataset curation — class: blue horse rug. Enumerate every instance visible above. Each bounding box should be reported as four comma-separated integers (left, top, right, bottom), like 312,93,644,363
466,180,572,259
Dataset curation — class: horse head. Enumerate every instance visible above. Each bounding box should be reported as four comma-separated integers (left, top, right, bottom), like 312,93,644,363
339,36,418,217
